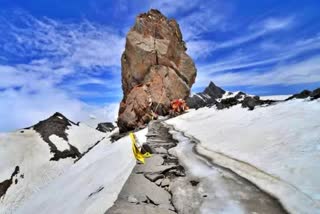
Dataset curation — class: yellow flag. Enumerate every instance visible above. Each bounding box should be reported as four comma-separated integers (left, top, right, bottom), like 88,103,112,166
129,132,151,164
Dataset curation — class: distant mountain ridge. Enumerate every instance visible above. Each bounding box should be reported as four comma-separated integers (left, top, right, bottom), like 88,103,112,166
187,81,320,110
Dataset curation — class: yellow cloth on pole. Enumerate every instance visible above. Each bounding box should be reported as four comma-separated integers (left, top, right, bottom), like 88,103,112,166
129,132,152,164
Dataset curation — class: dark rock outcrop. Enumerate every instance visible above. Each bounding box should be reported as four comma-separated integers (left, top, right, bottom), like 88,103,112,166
241,96,275,111
33,112,81,161
203,82,225,99
187,82,276,110
96,122,115,133
0,166,20,199
286,90,312,100
186,82,222,109
286,88,320,101
118,9,197,133
311,88,320,100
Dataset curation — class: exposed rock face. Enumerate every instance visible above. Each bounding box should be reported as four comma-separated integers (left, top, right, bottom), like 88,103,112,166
186,82,224,109
118,9,197,132
187,81,276,110
96,122,115,133
286,88,320,101
33,112,81,161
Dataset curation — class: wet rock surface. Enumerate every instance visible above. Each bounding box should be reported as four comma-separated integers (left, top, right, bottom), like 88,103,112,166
118,9,197,133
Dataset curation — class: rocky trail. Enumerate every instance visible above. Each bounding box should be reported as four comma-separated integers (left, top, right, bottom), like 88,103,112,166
106,120,287,214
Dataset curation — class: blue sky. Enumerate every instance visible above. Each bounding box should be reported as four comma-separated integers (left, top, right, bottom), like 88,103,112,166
0,0,320,131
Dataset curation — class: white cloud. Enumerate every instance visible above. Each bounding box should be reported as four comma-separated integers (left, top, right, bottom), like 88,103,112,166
261,17,294,31
0,11,124,131
186,40,216,59
195,55,320,88
185,15,295,60
0,85,118,132
197,35,320,75
179,5,225,41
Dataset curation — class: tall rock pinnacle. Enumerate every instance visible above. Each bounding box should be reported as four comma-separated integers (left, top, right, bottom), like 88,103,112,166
118,9,197,132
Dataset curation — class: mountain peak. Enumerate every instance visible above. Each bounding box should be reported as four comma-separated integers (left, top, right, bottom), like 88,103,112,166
204,81,225,99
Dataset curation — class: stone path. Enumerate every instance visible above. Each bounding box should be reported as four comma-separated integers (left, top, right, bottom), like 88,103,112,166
106,120,183,214
106,120,287,214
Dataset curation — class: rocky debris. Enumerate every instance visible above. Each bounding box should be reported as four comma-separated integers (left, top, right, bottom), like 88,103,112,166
96,122,115,133
118,9,197,133
145,173,164,182
33,112,81,161
106,120,185,214
286,88,320,101
128,195,139,204
242,96,276,110
187,82,277,110
0,166,20,199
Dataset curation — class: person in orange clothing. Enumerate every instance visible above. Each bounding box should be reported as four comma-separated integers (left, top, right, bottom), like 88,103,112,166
170,99,189,116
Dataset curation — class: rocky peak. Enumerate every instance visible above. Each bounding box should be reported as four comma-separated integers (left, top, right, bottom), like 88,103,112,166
32,112,81,161
118,9,197,132
203,81,225,99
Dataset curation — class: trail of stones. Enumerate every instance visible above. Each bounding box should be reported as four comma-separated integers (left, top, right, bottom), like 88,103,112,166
106,120,287,214
106,120,184,214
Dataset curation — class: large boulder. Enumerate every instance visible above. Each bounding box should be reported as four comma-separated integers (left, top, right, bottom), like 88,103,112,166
118,9,197,132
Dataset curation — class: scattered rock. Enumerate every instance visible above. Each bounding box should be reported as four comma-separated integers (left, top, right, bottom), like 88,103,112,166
217,97,240,109
128,195,139,203
161,178,170,187
118,9,197,133
145,173,165,182
107,120,185,213
96,122,115,132
190,180,199,186
116,173,171,206
155,179,163,186
242,96,261,110
141,143,154,154
154,147,167,154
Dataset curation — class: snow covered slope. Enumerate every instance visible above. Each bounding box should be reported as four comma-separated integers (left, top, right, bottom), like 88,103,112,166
0,112,146,213
166,98,320,214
